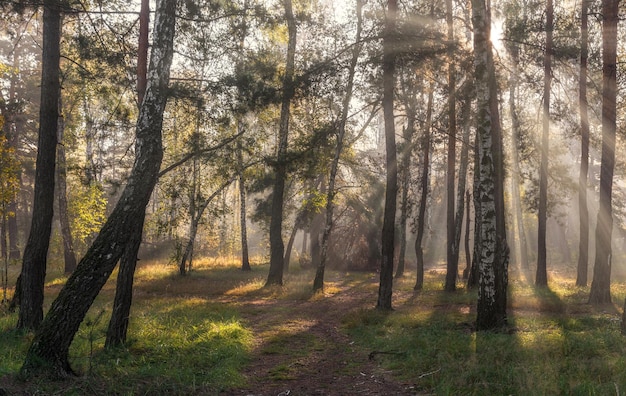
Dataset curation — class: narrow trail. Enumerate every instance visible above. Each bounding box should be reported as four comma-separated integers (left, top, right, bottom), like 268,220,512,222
222,283,415,395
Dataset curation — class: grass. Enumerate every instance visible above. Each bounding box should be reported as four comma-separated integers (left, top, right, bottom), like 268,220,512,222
2,257,626,394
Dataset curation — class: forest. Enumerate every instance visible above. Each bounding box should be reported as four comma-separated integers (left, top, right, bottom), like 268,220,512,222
1,0,626,394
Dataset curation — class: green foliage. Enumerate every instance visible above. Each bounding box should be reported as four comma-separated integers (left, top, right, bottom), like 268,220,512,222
0,132,19,218
68,183,107,251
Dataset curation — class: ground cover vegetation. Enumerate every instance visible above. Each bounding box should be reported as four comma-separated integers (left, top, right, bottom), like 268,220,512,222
2,0,626,393
3,259,626,394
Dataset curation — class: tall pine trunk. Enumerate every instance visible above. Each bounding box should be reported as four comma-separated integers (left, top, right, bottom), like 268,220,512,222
590,0,618,305
266,0,296,286
576,0,590,287
106,0,151,347
414,88,433,291
20,0,176,377
56,95,77,274
444,0,458,292
377,0,398,310
17,0,61,331
536,0,553,286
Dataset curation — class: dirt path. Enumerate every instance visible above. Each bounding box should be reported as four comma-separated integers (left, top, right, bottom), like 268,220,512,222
222,285,415,396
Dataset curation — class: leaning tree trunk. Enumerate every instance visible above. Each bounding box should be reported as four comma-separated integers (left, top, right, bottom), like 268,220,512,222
313,0,363,292
266,0,297,287
590,0,618,305
20,0,176,378
17,0,61,331
56,95,77,274
414,88,433,291
377,0,398,310
576,0,590,287
536,0,553,287
472,0,509,330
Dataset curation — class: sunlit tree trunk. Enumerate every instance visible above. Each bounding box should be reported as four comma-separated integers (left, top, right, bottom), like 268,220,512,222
508,44,529,270
576,0,590,287
590,0,618,305
536,0,553,287
462,189,471,278
266,0,296,287
238,139,251,271
444,0,458,292
468,127,480,289
414,88,433,291
314,0,364,291
472,0,509,330
452,98,471,282
395,108,414,279
17,0,61,331
377,0,398,310
56,95,77,274
20,0,176,377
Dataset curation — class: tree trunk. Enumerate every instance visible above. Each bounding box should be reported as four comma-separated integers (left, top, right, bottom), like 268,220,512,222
56,95,77,274
20,0,176,377
467,124,480,289
105,0,151,347
508,44,529,270
105,216,144,348
17,0,61,331
576,0,590,287
314,0,363,292
589,0,618,305
472,0,509,330
462,189,471,279
444,0,457,293
283,218,299,272
414,88,433,291
451,98,471,283
266,0,297,287
536,0,553,287
377,0,398,310
238,140,251,271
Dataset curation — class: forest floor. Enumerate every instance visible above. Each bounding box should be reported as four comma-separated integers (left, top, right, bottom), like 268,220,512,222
221,276,414,395
0,260,416,395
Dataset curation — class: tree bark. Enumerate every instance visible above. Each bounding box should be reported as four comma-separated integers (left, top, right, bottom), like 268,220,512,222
414,88,433,291
462,189,471,279
17,0,61,331
105,0,151,347
56,95,77,274
313,0,363,292
508,44,529,270
266,0,297,287
576,0,590,287
589,0,618,305
20,0,176,377
472,0,509,330
444,0,457,292
377,0,398,310
536,0,553,287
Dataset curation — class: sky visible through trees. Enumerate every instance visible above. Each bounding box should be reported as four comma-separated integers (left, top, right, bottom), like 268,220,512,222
0,0,626,384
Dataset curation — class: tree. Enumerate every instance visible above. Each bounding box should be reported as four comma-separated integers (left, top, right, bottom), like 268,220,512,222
414,86,433,291
56,95,77,273
266,0,297,287
17,0,62,331
576,0,590,287
377,0,398,310
472,0,509,330
589,0,618,305
20,0,176,377
536,0,553,287
444,0,458,292
106,0,150,348
313,0,364,292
